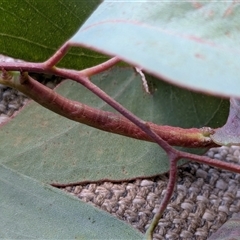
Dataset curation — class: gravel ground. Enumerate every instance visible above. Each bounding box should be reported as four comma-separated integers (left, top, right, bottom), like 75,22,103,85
0,61,239,239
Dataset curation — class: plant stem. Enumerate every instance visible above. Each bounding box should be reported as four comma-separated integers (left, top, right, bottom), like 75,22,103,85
43,42,70,67
51,67,187,153
0,68,213,148
79,56,121,76
145,156,178,240
181,150,240,173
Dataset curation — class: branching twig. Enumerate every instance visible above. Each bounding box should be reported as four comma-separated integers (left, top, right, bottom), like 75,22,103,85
80,56,121,76
0,45,237,239
0,65,213,148
43,42,70,67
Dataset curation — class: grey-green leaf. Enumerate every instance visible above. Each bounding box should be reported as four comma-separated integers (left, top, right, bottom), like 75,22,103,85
211,98,240,146
69,1,240,98
0,67,228,184
0,164,143,239
207,212,240,240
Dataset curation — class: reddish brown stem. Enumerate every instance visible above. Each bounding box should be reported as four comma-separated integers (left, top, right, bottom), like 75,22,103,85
50,68,202,152
0,69,213,148
145,156,179,240
20,71,177,154
79,56,121,76
145,147,240,238
43,42,70,67
181,150,240,173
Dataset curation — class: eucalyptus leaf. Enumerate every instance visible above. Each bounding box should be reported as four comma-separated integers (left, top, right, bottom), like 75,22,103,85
0,67,228,184
211,98,240,146
0,0,106,69
207,212,240,240
70,1,240,98
0,164,143,239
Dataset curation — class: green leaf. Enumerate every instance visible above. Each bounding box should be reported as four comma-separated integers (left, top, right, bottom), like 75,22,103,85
0,164,143,239
70,1,240,98
0,67,228,184
0,0,107,69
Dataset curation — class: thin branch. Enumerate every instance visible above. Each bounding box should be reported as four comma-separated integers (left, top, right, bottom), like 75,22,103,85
51,67,190,154
0,66,214,148
0,62,47,73
43,42,71,67
52,62,187,240
145,157,178,240
144,147,240,238
79,56,121,76
181,150,240,174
